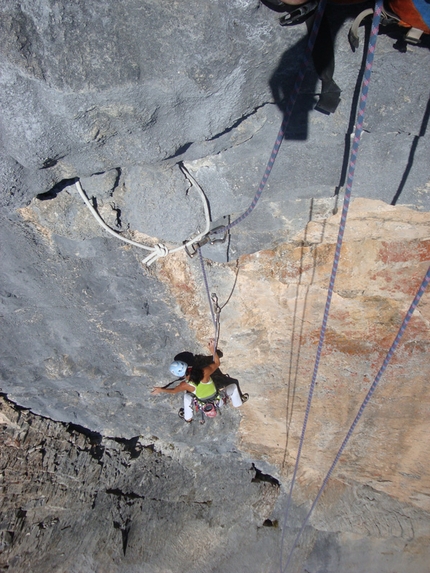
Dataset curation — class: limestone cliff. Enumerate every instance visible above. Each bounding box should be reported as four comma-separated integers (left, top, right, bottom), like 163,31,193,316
1,1,430,572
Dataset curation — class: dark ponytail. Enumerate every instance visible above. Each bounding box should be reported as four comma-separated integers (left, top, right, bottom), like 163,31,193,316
189,367,204,384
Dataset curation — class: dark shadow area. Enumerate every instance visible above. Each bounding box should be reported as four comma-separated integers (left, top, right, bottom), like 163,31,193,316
251,463,281,486
165,141,193,160
269,34,316,141
114,435,144,459
267,2,391,141
381,22,430,53
391,94,430,205
207,105,266,142
268,1,429,203
41,158,58,169
268,3,364,139
262,518,279,527
334,13,371,194
36,177,78,201
66,422,103,444
113,519,132,556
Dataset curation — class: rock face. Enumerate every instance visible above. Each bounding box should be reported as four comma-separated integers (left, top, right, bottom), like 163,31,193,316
0,396,282,573
1,0,430,571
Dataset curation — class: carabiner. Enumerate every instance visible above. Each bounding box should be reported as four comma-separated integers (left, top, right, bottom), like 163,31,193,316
279,0,318,26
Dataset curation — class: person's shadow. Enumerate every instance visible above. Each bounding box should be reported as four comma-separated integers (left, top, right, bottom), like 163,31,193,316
267,1,430,200
268,2,374,140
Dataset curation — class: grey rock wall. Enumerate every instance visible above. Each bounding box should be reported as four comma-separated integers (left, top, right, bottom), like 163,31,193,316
1,0,430,571
0,0,295,204
2,1,429,258
2,1,429,253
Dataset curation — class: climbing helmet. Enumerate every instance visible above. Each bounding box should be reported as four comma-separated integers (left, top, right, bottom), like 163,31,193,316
169,360,188,377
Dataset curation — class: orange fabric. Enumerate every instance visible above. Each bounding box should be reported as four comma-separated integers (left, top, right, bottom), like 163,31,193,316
328,0,430,34
389,0,430,33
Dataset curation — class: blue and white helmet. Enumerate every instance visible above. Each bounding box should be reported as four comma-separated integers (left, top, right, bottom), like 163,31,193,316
169,360,188,377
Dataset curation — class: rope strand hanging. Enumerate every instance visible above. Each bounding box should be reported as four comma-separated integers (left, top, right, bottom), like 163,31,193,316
280,1,384,571
198,246,219,358
281,263,430,573
217,0,328,235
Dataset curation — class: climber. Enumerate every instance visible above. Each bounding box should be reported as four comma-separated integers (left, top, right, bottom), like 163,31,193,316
170,348,248,401
151,340,245,422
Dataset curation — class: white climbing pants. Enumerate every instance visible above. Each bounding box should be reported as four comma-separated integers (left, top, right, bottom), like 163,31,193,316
183,384,242,421
183,393,194,422
225,384,242,407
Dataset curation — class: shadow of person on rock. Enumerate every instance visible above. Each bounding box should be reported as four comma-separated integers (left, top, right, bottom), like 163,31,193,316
267,1,373,140
267,0,429,145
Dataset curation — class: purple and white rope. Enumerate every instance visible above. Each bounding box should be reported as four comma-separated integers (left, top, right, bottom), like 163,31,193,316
283,264,430,572
280,2,384,571
198,247,218,356
222,0,328,233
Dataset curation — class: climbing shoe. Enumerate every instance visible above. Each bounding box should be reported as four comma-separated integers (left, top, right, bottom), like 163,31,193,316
178,408,192,423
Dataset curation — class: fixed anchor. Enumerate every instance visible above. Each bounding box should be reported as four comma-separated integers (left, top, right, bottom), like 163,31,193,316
211,293,221,316
184,215,230,258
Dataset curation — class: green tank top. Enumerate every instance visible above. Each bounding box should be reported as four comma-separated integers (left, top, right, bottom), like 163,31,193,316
190,378,217,400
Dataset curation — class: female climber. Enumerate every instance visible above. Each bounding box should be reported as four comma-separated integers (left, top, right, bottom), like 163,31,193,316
151,340,244,422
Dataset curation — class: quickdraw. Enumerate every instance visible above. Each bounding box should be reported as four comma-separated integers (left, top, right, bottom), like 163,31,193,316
279,0,318,27
183,225,229,258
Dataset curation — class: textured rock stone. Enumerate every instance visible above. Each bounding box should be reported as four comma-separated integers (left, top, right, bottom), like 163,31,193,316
207,199,430,508
1,0,430,571
0,396,282,573
1,0,429,259
0,0,298,205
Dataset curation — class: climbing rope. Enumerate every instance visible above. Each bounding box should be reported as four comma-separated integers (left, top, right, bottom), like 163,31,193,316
198,247,219,357
75,162,211,266
280,2,384,571
77,0,327,263
212,0,328,236
282,263,430,573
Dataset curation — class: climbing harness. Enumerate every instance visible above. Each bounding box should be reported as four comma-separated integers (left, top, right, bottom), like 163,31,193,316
179,391,227,424
282,264,430,573
75,162,211,266
194,391,226,424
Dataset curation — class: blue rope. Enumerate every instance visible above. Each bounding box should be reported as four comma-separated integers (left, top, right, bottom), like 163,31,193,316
219,0,328,235
280,2,384,571
282,264,430,572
